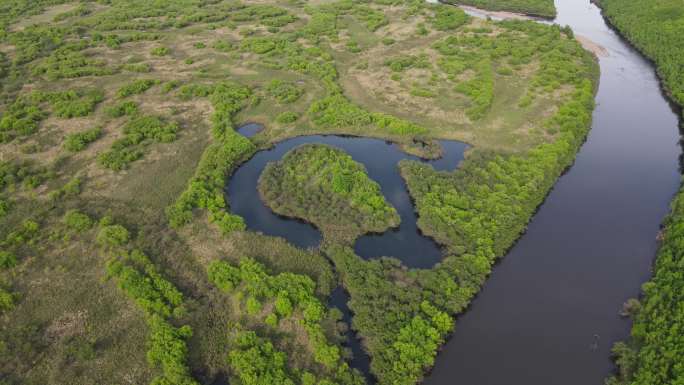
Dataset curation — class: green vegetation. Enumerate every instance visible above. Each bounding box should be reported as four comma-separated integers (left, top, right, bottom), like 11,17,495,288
106,100,139,118
259,144,399,243
0,1,599,384
607,185,684,385
63,210,93,232
106,242,197,385
401,79,595,255
276,111,299,124
208,258,363,385
117,79,159,98
150,46,170,56
600,0,684,117
63,127,102,152
98,116,179,170
166,82,255,234
443,0,556,18
266,79,303,104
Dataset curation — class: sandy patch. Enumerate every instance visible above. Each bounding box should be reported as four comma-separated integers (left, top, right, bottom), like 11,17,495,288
576,35,609,57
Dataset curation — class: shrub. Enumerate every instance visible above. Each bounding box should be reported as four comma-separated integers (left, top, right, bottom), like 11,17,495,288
259,144,399,242
45,90,104,118
150,47,170,56
0,288,13,312
0,96,46,142
166,82,255,233
275,111,298,124
161,80,180,93
122,63,152,73
64,127,103,151
97,225,130,247
0,251,17,269
117,79,159,98
49,177,82,200
0,198,9,218
106,101,139,118
32,47,115,80
431,6,469,31
63,210,93,232
98,116,179,170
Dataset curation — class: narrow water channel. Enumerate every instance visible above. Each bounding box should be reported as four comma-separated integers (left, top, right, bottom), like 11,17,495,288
425,1,682,384
226,134,467,269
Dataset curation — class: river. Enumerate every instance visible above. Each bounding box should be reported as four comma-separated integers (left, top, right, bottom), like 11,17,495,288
424,0,682,384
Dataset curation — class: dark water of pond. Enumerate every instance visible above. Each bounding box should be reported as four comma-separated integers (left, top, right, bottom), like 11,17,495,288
424,1,683,384
226,133,467,269
236,122,263,138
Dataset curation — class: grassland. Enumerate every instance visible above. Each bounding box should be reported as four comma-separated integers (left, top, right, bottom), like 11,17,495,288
0,1,597,385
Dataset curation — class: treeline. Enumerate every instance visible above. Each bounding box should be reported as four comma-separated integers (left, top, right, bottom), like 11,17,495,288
328,246,473,385
599,0,684,116
207,258,364,385
102,222,199,385
258,144,399,243
606,184,684,385
442,0,556,18
165,82,256,234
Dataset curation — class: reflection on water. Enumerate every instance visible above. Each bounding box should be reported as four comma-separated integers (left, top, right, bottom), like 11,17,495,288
226,135,467,268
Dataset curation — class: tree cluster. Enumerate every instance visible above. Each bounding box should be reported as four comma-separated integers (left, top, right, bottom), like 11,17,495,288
166,82,256,234
208,258,364,385
259,144,399,243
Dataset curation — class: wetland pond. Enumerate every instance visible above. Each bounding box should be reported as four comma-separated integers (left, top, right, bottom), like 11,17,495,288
227,129,467,269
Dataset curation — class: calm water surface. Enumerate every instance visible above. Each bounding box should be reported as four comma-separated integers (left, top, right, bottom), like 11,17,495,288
425,1,682,384
227,133,467,268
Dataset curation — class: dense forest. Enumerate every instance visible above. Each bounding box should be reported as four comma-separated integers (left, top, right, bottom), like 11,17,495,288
606,185,684,385
0,1,598,384
597,0,684,383
259,144,399,244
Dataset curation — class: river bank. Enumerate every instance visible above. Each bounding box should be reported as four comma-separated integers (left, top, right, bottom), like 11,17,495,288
424,0,682,384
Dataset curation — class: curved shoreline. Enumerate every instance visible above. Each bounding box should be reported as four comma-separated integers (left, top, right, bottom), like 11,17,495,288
424,0,682,384
226,133,468,269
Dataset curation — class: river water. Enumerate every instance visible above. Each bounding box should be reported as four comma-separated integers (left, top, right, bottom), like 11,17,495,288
425,1,682,384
